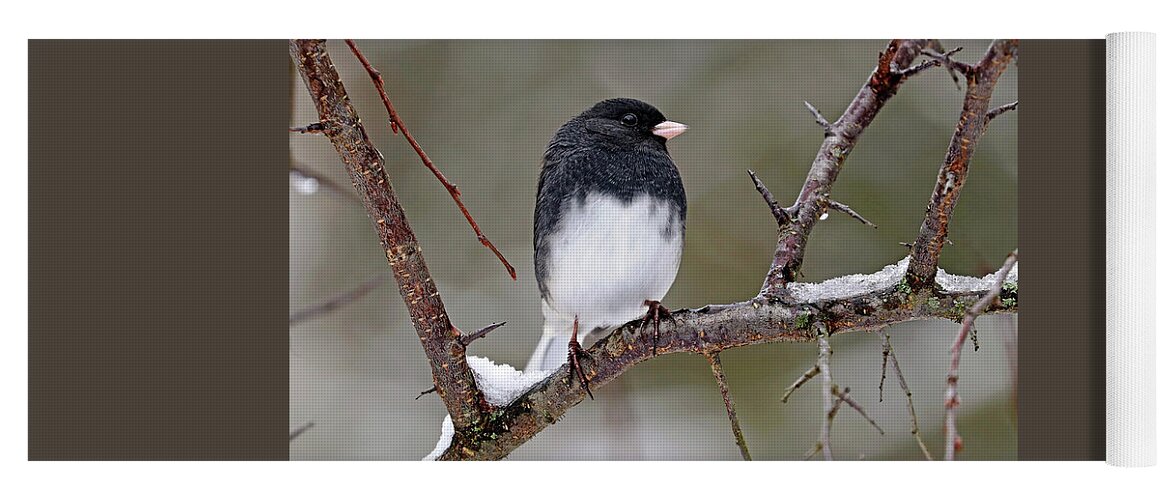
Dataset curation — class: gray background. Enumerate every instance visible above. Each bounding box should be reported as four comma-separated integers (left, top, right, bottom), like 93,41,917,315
290,39,1017,460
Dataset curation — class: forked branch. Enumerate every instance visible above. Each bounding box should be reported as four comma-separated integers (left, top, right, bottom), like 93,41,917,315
906,40,1019,289
762,39,942,295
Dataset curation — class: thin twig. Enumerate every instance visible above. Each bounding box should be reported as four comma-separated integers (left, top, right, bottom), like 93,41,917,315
803,101,833,131
290,161,363,205
986,101,1019,123
747,170,789,225
895,57,943,78
289,274,389,325
827,199,877,228
289,421,315,441
342,39,516,280
831,386,884,435
883,332,933,460
922,46,970,80
945,250,1018,460
704,352,752,460
804,394,845,461
781,364,821,403
815,329,835,460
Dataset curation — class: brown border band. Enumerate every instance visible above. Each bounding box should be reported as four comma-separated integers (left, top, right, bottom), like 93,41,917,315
28,39,1106,460
1017,39,1106,460
28,40,290,459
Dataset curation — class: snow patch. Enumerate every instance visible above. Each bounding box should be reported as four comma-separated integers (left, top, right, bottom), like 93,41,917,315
422,415,454,461
937,262,1019,293
467,356,555,406
787,257,1018,301
422,357,554,460
788,257,910,302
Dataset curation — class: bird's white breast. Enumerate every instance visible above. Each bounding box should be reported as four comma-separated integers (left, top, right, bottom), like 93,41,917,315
543,192,683,331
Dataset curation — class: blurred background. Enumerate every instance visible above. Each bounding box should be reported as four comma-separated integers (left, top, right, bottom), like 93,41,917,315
289,40,1017,460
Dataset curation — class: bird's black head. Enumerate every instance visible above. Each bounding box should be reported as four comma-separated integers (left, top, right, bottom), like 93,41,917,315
568,98,688,148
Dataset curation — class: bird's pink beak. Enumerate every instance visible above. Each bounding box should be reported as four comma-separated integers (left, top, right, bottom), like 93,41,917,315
652,120,688,140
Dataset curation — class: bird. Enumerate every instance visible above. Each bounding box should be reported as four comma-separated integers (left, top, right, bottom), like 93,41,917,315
525,98,688,398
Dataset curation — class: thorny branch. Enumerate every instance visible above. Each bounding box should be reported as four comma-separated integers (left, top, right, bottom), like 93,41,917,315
906,39,1019,289
343,39,517,280
290,39,1019,461
945,250,1018,460
761,39,942,295
290,39,489,430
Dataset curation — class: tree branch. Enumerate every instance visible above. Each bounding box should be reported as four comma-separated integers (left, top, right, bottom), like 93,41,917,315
986,100,1019,123
290,39,489,430
289,421,314,441
704,351,751,460
906,40,1019,289
343,40,517,280
813,333,835,460
945,250,1017,460
747,169,790,225
827,199,877,228
436,257,1017,460
289,273,389,325
881,331,933,460
762,39,940,296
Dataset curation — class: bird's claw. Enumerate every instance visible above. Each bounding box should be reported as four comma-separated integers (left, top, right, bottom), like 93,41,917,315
640,300,674,356
567,316,593,399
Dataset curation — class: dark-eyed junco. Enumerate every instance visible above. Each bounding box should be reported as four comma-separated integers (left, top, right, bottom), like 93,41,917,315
525,98,688,397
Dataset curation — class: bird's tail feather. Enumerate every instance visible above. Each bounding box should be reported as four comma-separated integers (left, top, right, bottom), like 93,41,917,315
524,301,574,373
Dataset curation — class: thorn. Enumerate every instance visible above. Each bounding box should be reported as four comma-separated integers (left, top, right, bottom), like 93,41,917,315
895,57,941,78
986,101,1019,122
459,321,506,346
781,364,821,403
832,386,885,435
803,101,833,131
290,123,326,134
747,170,789,226
827,199,877,228
415,386,437,400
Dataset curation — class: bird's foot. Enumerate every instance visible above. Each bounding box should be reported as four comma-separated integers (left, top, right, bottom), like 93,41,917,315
640,300,674,356
567,316,593,400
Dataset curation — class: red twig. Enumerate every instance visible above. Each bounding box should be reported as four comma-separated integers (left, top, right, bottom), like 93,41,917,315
944,250,1017,460
343,39,517,280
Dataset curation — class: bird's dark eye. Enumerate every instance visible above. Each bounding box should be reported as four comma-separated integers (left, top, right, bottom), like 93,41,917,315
620,113,639,127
